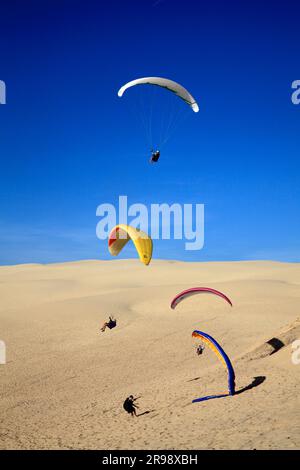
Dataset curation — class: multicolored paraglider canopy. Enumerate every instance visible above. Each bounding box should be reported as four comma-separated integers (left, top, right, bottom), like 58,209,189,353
108,224,153,266
191,330,235,403
171,287,233,310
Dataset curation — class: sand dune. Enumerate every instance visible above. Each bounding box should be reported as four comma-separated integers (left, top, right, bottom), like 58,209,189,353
0,260,299,449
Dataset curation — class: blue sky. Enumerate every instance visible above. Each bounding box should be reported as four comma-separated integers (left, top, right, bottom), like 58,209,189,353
0,0,299,265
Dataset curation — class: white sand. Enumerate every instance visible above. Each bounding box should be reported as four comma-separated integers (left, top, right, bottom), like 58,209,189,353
0,260,299,450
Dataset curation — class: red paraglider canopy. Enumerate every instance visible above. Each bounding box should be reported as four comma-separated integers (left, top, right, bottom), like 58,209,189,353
170,287,233,310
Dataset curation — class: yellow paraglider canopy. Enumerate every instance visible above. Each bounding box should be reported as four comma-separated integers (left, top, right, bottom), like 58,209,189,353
108,224,153,266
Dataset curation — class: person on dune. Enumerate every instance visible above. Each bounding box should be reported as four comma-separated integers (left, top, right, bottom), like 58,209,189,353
123,395,140,417
100,316,117,333
196,344,205,356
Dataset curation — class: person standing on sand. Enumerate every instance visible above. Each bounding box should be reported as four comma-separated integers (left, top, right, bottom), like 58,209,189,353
123,395,140,417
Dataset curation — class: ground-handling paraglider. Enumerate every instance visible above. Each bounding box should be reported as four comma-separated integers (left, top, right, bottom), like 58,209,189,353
191,330,235,403
108,224,153,266
170,287,233,309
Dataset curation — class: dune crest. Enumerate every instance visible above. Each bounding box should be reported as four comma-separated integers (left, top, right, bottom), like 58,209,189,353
242,318,300,361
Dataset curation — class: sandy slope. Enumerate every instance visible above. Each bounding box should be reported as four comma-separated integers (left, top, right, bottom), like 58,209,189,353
0,260,299,450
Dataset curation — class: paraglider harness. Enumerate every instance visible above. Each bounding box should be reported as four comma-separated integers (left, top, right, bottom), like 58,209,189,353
107,316,117,329
196,344,205,356
150,150,160,163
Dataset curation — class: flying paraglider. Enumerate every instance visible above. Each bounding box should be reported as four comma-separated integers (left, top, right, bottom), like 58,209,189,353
170,287,233,310
118,77,199,162
108,224,153,266
118,77,199,112
191,330,235,403
150,150,160,163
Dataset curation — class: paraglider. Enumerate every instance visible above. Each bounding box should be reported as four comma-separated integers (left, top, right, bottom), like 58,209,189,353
108,224,153,266
123,395,141,417
100,316,117,333
118,77,199,161
170,288,234,402
118,77,199,112
170,287,233,310
191,330,235,403
150,149,160,163
196,344,205,356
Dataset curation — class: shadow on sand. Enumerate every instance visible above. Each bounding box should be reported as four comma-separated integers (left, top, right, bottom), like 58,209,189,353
187,376,201,382
137,409,156,417
267,338,285,354
235,376,266,395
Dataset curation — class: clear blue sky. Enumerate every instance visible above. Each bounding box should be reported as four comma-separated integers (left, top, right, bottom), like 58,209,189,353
0,0,299,265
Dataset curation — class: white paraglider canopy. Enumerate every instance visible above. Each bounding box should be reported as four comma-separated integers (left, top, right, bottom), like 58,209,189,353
118,76,199,112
